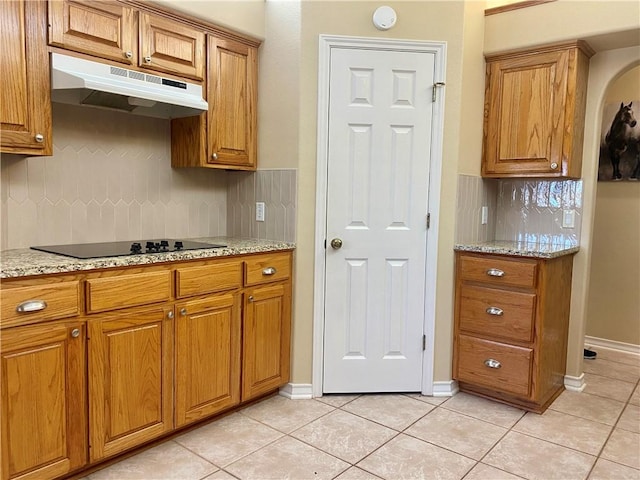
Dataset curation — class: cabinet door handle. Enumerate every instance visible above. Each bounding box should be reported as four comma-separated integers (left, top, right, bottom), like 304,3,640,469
486,306,504,316
34,134,44,143
16,300,48,313
248,295,254,303
484,359,501,369
211,152,218,161
486,268,505,277
144,56,152,63
180,308,187,316
167,310,174,319
262,267,276,276
71,328,81,338
124,51,133,59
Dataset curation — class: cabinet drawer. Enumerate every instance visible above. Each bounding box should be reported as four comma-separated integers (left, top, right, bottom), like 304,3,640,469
460,255,537,289
459,285,536,343
244,253,291,286
86,271,171,313
176,261,242,298
456,335,532,397
0,281,80,327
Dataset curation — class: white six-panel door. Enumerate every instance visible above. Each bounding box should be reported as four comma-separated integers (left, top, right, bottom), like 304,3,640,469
322,46,436,392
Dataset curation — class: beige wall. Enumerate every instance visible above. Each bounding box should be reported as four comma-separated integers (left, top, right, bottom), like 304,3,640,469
586,66,640,346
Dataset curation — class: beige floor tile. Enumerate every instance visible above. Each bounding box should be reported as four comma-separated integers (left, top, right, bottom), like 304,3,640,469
601,428,640,469
334,467,383,480
588,458,640,480
513,409,613,455
404,393,450,406
357,434,475,480
442,392,525,428
549,390,625,425
316,394,360,408
88,441,217,480
341,394,435,431
586,347,640,367
464,463,524,480
405,408,507,460
291,409,396,463
583,358,640,383
225,436,349,480
203,471,238,480
631,385,640,407
240,396,334,433
175,413,282,467
484,431,596,480
618,404,640,434
583,373,637,402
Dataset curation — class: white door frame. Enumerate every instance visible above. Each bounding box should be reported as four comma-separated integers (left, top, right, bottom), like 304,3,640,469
312,35,447,397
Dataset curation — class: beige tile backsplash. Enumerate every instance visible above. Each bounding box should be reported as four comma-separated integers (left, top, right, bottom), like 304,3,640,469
0,104,297,251
455,174,583,247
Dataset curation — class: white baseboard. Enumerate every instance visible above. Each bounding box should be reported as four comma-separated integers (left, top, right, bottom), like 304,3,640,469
279,383,313,400
432,380,459,397
564,373,585,392
585,336,640,355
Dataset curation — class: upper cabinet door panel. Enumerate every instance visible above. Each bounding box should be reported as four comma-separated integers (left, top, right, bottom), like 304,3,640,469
48,0,137,65
139,13,205,81
0,0,52,155
208,36,257,169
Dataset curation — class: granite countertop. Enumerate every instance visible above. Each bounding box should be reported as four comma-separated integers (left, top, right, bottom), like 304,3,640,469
454,241,579,259
0,237,295,279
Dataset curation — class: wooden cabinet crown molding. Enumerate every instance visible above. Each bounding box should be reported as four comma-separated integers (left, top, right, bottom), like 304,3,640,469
484,39,595,62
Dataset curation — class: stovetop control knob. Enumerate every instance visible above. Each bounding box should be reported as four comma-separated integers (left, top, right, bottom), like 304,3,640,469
130,242,142,254
174,241,184,250
160,240,169,251
145,241,156,251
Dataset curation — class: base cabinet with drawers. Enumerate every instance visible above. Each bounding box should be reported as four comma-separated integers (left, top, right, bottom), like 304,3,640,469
0,249,293,480
453,250,575,413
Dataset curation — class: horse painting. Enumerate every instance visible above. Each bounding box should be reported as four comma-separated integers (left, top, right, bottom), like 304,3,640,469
603,102,638,181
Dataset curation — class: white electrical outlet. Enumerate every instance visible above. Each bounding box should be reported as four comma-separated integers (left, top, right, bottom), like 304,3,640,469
256,202,265,222
562,209,575,228
481,206,489,225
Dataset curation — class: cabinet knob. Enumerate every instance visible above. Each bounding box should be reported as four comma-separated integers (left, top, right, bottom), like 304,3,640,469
486,268,504,277
484,358,501,369
248,295,254,303
71,328,80,338
211,152,218,161
550,162,558,170
34,134,44,143
144,56,152,63
16,300,47,313
124,51,133,59
262,267,276,276
180,308,187,316
486,306,504,316
167,310,174,319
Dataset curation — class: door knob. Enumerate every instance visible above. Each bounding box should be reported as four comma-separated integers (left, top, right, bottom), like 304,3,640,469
330,238,343,249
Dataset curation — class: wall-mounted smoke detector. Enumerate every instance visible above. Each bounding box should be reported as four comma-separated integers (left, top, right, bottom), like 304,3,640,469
372,6,397,31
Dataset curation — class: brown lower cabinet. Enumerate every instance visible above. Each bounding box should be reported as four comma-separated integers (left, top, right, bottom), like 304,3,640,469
0,250,292,480
453,250,575,413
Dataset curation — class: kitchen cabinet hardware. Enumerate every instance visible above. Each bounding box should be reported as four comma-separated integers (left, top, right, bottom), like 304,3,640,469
144,56,152,63
16,299,48,313
484,358,501,369
248,295,254,302
71,328,80,338
35,133,44,142
262,267,276,276
180,307,187,316
486,306,504,316
167,310,174,319
125,51,133,59
486,268,504,277
211,152,218,160
482,41,593,178
330,238,343,249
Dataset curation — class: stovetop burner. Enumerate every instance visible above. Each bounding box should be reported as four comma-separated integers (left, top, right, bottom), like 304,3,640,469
31,239,226,259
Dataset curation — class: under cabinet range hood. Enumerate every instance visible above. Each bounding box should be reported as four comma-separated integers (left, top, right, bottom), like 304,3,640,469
50,53,208,119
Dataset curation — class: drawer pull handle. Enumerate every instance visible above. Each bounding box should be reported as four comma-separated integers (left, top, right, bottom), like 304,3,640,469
16,300,48,313
484,359,502,369
486,306,504,316
262,267,277,276
486,268,505,277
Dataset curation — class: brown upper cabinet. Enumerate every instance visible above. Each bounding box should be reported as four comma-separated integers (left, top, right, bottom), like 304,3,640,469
0,0,52,155
171,36,258,171
482,41,594,178
48,0,205,81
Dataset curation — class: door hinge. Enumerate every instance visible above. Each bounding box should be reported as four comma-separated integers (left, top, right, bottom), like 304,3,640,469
324,238,326,249
426,213,430,229
422,335,426,351
432,82,445,102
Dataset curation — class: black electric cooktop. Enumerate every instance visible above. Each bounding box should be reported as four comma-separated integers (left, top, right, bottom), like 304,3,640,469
31,239,226,259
